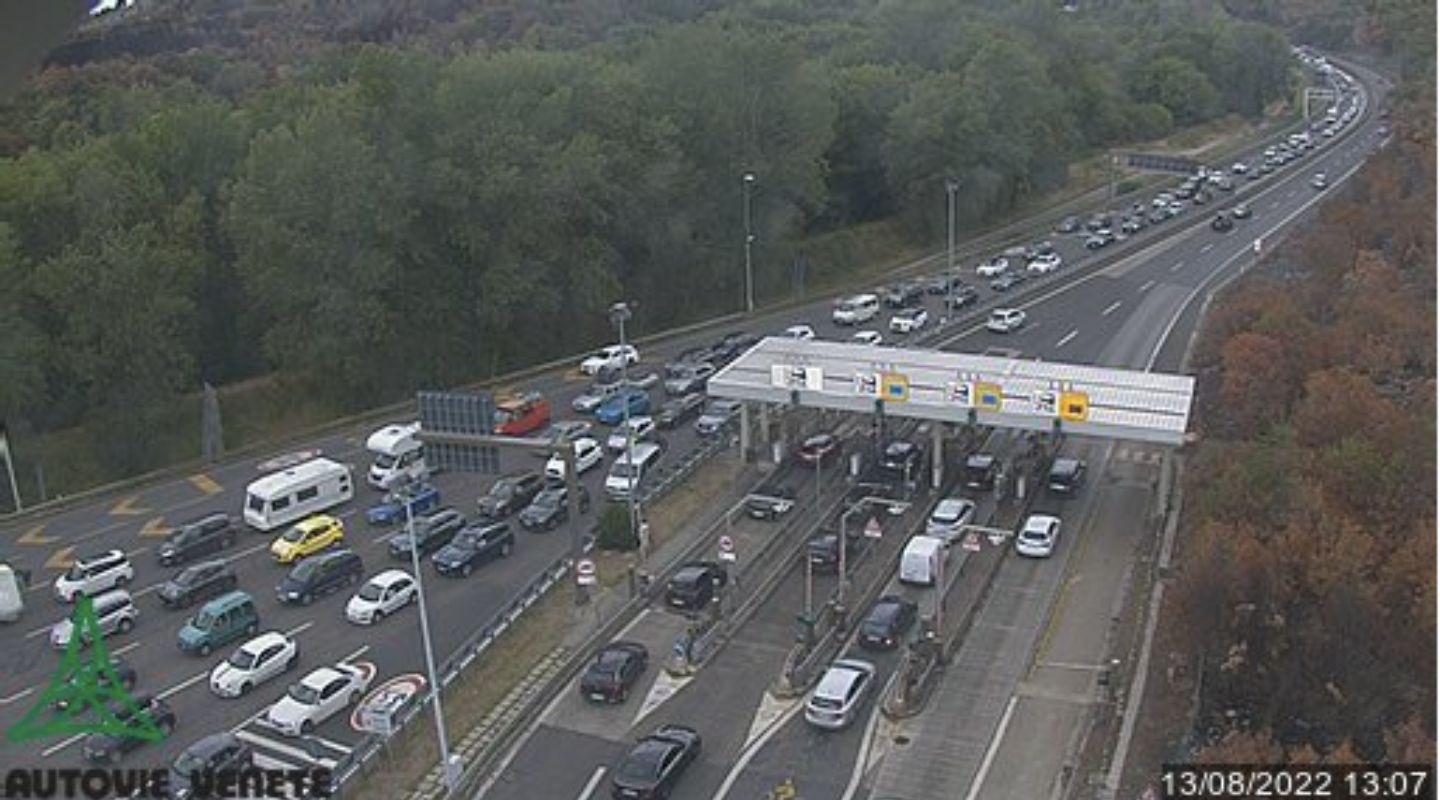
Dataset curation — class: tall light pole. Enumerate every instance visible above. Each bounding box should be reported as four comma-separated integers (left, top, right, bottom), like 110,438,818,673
743,172,757,313
944,178,960,322
610,301,640,551
403,494,458,794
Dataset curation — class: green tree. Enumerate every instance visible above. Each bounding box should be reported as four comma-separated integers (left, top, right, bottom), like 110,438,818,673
1131,55,1222,125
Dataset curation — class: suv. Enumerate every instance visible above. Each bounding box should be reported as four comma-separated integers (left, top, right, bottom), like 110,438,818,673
1047,458,1087,495
880,440,925,484
386,507,466,560
170,733,254,799
277,549,363,605
695,400,742,436
963,454,1000,489
432,522,515,577
158,560,239,609
54,550,134,602
665,562,727,611
50,589,137,649
663,363,715,396
477,472,546,519
807,528,865,574
158,514,237,566
985,308,1026,334
805,659,877,730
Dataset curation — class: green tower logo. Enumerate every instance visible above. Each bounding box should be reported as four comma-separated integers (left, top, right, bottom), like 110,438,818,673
6,594,164,744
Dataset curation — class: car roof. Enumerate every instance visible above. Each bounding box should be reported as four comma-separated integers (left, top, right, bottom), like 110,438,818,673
933,497,974,515
295,515,337,532
240,631,289,653
815,660,873,698
300,666,346,689
1024,514,1061,532
368,569,412,588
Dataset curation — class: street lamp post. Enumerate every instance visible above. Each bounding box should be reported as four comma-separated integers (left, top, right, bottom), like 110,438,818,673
403,495,458,794
944,178,959,322
743,172,756,313
610,301,640,555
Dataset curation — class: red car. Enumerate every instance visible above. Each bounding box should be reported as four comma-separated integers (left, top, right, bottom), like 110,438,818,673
795,433,841,467
493,392,551,436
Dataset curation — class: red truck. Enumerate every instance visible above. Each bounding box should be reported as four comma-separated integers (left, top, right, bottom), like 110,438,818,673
493,392,552,436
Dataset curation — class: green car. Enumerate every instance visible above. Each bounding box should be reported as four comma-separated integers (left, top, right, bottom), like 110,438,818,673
177,591,258,657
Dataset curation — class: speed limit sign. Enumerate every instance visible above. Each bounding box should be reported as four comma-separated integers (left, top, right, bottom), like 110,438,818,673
575,559,597,586
718,535,736,562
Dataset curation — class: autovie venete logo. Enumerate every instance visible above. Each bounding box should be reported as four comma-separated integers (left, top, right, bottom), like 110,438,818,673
3,596,331,799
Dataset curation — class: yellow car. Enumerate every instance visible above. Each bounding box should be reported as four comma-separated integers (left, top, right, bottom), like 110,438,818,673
270,515,345,564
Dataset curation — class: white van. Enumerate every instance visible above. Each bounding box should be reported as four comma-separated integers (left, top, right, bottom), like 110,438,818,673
0,564,25,622
604,442,663,500
244,458,354,532
832,294,880,326
899,535,945,586
366,422,427,489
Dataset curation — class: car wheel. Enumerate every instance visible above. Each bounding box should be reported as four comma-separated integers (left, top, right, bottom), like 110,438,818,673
500,542,513,558
245,622,258,636
223,536,235,549
461,563,473,578
300,720,314,735
546,518,557,532
116,573,131,586
239,681,252,696
286,652,299,671
199,642,211,657
301,593,313,606
161,719,175,735
118,618,133,634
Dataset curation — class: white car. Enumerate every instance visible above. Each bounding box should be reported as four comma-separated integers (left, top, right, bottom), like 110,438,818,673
53,550,133,602
1027,253,1062,274
890,308,928,334
975,257,1009,277
852,330,883,346
579,344,639,376
345,570,417,625
1231,162,1249,174
605,417,657,453
805,658,877,730
985,308,1026,333
545,437,603,481
783,324,816,340
210,631,300,698
571,382,620,413
1166,201,1185,216
265,663,374,737
924,497,977,544
1015,514,1062,558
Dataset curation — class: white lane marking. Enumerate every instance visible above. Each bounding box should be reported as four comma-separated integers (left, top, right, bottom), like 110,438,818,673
41,732,87,757
0,687,35,706
227,541,271,562
738,690,801,754
634,669,693,729
1055,330,1078,348
1138,280,1155,293
576,766,608,800
964,695,1018,800
1101,301,1122,317
111,641,140,657
841,702,885,800
157,669,210,701
341,644,370,663
1269,200,1281,209
1171,260,1185,271
1200,242,1214,254
286,620,316,637
710,694,807,800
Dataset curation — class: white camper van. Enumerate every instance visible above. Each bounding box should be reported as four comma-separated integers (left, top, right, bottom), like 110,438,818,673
832,294,880,326
898,535,945,586
243,458,354,532
366,422,427,489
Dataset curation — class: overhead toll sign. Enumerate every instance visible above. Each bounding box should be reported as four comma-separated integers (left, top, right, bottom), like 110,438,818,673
706,338,1195,446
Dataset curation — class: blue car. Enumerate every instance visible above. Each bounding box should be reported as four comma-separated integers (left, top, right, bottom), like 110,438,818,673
595,388,651,426
366,483,442,526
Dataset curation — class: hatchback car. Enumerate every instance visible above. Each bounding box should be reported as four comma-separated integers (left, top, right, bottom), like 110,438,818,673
610,725,702,800
858,596,918,651
989,272,1027,292
572,382,622,413
665,562,727,611
795,433,841,467
385,507,466,560
157,514,237,567
432,523,515,577
270,515,344,565
662,363,714,396
345,569,416,625
519,485,591,531
1231,204,1252,220
694,400,743,436
986,309,1026,334
1047,458,1087,495
1027,252,1062,274
580,641,649,704
606,417,658,453
82,694,175,764
805,659,877,730
944,284,980,309
545,437,603,481
51,589,137,649
595,387,652,426
1016,514,1062,558
744,485,797,521
888,307,929,334
852,330,884,346
158,560,238,609
53,550,133,602
210,631,300,698
365,483,442,526
975,256,1009,277
782,324,816,340
925,497,977,544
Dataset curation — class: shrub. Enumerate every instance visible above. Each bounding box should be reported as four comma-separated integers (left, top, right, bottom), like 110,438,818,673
596,502,638,552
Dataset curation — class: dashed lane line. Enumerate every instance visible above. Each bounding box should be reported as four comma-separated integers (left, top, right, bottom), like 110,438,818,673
1101,301,1122,317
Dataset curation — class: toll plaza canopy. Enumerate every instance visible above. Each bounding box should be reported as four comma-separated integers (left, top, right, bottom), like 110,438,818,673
708,338,1195,446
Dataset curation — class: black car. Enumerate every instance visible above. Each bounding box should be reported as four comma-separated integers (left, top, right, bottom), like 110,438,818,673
795,433,842,467
158,560,238,609
858,595,919,651
1084,232,1115,249
880,440,925,483
1084,215,1112,232
944,284,980,309
1055,215,1081,234
926,273,967,295
170,732,254,800
157,514,237,567
806,527,865,574
57,656,135,710
386,507,466,560
963,453,999,489
432,522,515,577
665,561,727,611
715,331,760,362
1210,214,1234,232
989,272,1027,292
1147,208,1171,224
580,641,649,704
276,549,363,605
477,472,546,519
518,485,591,531
82,694,175,764
610,724,702,800
655,393,705,429
745,485,797,521
672,345,719,367
882,282,923,308
1047,458,1087,495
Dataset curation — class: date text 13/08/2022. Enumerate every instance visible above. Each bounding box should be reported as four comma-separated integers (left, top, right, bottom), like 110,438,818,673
1160,765,1434,800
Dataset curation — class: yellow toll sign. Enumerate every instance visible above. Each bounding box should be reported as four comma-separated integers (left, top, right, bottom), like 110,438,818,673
1060,391,1090,422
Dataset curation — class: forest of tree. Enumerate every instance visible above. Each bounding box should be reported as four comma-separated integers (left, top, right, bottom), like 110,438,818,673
1163,59,1435,762
0,0,1319,491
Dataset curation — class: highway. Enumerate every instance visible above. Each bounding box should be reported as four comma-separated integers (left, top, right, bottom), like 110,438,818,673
0,52,1376,794
473,57,1387,800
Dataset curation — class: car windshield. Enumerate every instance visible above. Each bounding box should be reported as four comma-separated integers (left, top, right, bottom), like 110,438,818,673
618,747,664,780
932,504,965,523
455,531,484,549
532,491,562,510
488,482,515,500
227,647,259,670
611,463,638,479
810,695,843,710
288,682,322,705
866,605,898,628
290,557,321,580
358,582,386,601
191,609,217,630
281,526,308,543
595,650,629,670
1022,529,1050,542
176,568,202,586
373,453,397,469
804,435,832,450
64,564,87,580
173,749,209,775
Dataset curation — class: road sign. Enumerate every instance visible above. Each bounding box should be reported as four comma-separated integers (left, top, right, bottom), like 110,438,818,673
863,517,883,539
418,391,500,473
1059,391,1089,422
718,535,736,562
987,532,1006,547
962,532,982,552
881,372,910,402
575,558,597,586
1031,389,1059,417
772,365,824,391
351,673,427,736
853,373,879,397
947,381,974,408
975,382,1003,412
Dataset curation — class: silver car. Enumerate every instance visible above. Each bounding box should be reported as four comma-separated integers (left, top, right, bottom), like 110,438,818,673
51,589,137,649
805,658,876,730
